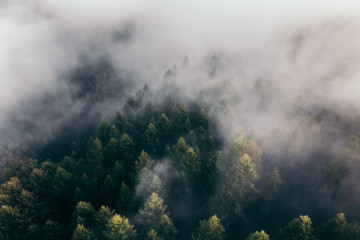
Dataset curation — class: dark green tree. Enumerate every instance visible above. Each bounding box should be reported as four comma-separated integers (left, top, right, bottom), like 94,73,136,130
217,153,258,218
101,175,117,206
72,224,96,240
98,120,112,145
53,166,73,196
103,138,119,169
137,192,177,239
0,205,26,240
263,167,282,196
280,215,317,240
87,138,103,163
104,214,137,240
116,182,132,212
173,102,191,133
134,151,152,174
145,123,160,154
118,133,135,165
191,215,226,240
72,201,97,229
245,230,270,240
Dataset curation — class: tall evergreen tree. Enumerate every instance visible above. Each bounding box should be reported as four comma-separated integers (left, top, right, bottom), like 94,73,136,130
280,215,317,240
191,215,226,240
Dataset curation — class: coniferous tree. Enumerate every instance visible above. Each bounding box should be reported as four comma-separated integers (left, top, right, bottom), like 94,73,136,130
72,224,96,240
280,215,317,240
72,201,97,230
115,182,132,212
137,192,177,239
104,214,137,240
103,138,119,169
263,167,282,196
191,215,226,240
245,230,270,240
98,120,112,145
217,153,258,218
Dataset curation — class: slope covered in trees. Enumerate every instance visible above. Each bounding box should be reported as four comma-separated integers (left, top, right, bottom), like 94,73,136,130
2,64,360,240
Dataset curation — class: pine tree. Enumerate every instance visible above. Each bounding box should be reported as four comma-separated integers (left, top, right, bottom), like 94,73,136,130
245,230,270,240
280,215,316,240
191,215,226,240
104,214,137,240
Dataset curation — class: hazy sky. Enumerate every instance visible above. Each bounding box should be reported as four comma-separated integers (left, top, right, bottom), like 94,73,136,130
1,0,360,134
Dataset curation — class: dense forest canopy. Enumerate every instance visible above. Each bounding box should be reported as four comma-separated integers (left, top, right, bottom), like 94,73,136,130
2,1,360,240
1,71,360,239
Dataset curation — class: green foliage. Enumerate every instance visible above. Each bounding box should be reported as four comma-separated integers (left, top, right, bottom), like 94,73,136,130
87,138,103,165
137,192,177,239
245,230,270,240
263,167,282,196
29,161,56,198
72,224,96,240
180,147,201,179
72,201,97,229
0,177,35,222
0,205,26,239
146,229,161,240
167,137,188,164
98,120,112,145
53,166,73,196
1,158,37,184
145,123,160,154
138,192,167,227
135,150,152,174
193,108,208,129
42,220,64,240
111,161,125,182
114,111,126,133
228,131,248,159
104,214,137,240
136,169,164,199
97,205,115,228
103,138,119,169
118,133,135,163
155,113,171,145
156,214,178,240
167,137,201,191
116,182,132,212
280,215,317,240
316,212,360,240
317,212,346,240
218,153,258,217
173,102,191,133
0,88,296,240
101,175,117,205
191,215,226,240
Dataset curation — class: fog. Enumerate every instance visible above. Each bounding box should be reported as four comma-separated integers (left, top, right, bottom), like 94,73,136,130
1,0,360,132
2,1,360,238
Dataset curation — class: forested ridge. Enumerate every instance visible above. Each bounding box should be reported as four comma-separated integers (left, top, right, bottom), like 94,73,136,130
2,71,360,240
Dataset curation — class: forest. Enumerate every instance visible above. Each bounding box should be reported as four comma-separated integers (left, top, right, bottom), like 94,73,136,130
1,59,360,240
2,1,360,240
